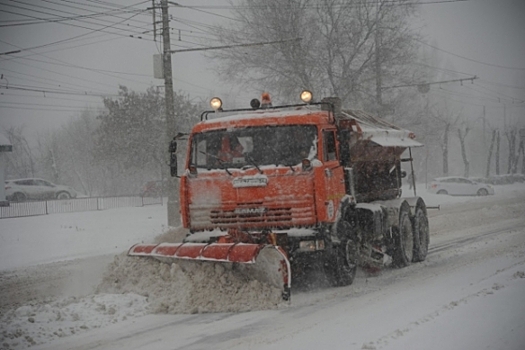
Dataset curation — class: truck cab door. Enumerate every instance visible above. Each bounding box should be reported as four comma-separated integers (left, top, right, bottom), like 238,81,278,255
317,129,346,223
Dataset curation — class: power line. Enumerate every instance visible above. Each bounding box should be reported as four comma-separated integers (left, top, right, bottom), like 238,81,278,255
0,100,101,109
467,83,525,104
174,0,470,10
430,85,525,107
0,3,144,27
415,38,525,71
0,84,119,97
1,50,151,91
381,76,477,90
0,9,147,56
0,104,99,112
36,0,155,34
479,79,525,91
0,90,107,103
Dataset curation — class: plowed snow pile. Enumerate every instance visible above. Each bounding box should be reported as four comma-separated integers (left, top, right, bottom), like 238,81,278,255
0,293,148,349
0,254,284,349
96,253,285,314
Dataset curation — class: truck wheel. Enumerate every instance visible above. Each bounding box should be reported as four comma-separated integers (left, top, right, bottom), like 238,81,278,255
392,204,414,267
412,207,429,262
326,238,358,287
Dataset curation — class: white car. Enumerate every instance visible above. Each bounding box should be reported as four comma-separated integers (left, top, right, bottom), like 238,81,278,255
5,178,78,201
428,176,494,196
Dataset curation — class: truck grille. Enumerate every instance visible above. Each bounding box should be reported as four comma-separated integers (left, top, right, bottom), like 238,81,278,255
189,198,315,229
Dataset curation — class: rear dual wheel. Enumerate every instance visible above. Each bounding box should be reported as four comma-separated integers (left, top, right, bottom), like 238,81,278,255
392,203,414,267
412,207,429,262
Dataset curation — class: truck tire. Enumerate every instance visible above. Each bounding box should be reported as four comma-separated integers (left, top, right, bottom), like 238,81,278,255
412,207,429,262
392,203,414,267
326,239,358,287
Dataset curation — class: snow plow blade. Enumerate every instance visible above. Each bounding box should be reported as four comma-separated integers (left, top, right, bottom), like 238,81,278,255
128,242,291,300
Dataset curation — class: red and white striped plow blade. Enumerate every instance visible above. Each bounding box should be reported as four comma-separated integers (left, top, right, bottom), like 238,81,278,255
128,242,291,300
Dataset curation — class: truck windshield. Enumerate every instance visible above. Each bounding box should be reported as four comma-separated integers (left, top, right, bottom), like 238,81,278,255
190,125,318,169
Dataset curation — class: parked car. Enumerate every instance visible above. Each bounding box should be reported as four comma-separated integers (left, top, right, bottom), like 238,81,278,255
428,176,494,196
5,178,78,201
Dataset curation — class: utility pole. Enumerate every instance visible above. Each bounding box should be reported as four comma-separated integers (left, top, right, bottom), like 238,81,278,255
482,105,486,145
161,0,178,227
375,0,382,117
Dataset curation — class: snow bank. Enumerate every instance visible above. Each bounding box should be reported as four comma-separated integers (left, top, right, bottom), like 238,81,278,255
96,253,285,314
0,293,148,349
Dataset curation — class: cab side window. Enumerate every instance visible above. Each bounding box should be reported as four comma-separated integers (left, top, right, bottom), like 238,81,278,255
323,130,337,161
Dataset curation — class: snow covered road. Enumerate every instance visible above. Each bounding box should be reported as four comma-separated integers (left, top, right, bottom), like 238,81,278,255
1,185,524,350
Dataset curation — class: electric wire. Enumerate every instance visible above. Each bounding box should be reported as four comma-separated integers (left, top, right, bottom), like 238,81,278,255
0,10,150,55
415,38,525,71
176,0,471,10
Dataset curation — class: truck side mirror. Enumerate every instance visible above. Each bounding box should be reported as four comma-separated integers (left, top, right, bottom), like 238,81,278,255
169,139,178,177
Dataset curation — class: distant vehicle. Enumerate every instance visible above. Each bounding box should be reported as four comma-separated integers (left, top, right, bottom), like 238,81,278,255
428,176,494,196
5,178,78,201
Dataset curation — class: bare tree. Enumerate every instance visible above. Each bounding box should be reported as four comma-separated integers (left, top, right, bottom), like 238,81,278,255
496,130,500,175
457,126,470,178
519,129,525,174
505,129,517,174
429,106,461,177
2,126,36,178
486,129,496,177
209,0,422,112
37,109,103,195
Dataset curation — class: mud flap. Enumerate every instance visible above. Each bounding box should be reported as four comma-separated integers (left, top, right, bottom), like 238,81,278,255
128,243,291,300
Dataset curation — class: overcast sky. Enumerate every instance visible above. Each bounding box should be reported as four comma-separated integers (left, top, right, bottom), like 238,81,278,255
0,0,524,139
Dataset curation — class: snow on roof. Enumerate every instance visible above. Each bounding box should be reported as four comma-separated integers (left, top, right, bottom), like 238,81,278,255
341,109,423,148
198,105,423,148
201,105,325,124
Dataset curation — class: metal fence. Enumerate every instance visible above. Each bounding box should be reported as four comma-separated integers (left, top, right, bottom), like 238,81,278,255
0,195,163,219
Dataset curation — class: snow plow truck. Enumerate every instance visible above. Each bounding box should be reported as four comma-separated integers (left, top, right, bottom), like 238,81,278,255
129,91,429,300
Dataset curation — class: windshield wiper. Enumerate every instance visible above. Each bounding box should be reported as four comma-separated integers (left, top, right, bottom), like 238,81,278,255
198,151,232,175
275,156,298,172
275,162,295,172
245,154,263,174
